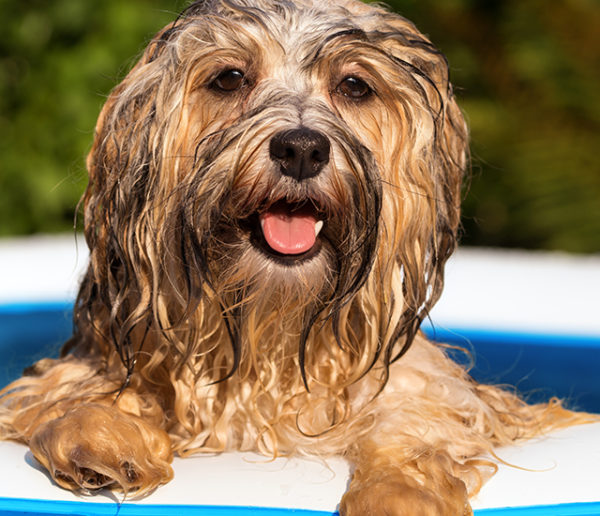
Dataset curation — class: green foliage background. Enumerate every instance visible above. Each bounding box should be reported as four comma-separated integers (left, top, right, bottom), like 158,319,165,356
1,0,599,252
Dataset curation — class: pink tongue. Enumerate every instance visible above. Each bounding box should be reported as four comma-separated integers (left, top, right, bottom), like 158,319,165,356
260,206,317,255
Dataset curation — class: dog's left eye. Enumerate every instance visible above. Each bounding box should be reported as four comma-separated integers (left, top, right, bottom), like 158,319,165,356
336,76,372,100
211,69,246,92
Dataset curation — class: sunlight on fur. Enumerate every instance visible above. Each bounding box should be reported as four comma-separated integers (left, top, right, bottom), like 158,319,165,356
0,0,593,513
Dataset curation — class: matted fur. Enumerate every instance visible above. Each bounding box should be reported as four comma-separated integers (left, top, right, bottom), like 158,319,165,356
0,0,588,512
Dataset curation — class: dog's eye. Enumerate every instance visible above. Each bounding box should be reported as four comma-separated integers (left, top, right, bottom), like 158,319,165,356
337,76,372,100
211,69,245,92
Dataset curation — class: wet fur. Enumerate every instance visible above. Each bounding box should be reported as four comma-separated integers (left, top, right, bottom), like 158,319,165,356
0,0,585,513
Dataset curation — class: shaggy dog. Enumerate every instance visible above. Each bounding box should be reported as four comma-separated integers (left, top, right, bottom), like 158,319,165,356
0,0,582,513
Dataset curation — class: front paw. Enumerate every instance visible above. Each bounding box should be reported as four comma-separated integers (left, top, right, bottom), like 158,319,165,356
30,403,173,496
340,476,472,516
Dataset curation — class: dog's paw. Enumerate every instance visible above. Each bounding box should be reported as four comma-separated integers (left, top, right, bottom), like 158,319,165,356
340,477,472,516
29,403,173,496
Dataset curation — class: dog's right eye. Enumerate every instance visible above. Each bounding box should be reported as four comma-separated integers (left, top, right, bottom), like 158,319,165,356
211,69,245,92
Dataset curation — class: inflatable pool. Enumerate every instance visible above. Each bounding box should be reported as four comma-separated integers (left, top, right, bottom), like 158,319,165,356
1,236,599,515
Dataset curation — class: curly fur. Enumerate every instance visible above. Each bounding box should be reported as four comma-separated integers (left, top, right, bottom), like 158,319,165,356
0,0,588,512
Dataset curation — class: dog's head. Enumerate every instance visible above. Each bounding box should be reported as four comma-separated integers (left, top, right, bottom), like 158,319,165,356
76,0,467,389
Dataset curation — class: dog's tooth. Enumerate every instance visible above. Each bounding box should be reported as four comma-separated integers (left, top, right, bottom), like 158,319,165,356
315,220,324,237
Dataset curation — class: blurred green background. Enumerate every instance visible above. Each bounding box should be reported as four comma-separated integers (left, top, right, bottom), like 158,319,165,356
1,0,599,252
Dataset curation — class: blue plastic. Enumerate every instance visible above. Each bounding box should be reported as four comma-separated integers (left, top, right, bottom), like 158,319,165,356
1,498,599,516
475,501,600,515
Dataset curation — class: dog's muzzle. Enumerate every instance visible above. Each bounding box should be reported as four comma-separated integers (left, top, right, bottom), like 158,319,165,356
255,127,330,257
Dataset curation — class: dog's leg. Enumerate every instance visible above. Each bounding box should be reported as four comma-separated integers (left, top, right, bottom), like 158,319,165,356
1,358,173,495
340,444,475,516
338,336,585,515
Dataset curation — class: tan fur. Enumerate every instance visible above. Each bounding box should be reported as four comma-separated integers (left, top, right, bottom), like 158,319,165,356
0,0,591,513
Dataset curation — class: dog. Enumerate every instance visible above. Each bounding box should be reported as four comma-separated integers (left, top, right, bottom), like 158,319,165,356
0,0,584,514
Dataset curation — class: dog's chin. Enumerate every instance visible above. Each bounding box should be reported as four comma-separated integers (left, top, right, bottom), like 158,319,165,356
235,236,334,306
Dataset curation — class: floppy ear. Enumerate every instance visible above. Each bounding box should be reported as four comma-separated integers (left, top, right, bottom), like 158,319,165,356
362,8,469,365
83,20,182,241
72,21,187,370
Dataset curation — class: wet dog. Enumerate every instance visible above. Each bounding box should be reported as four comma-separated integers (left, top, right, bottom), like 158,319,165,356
0,1,578,513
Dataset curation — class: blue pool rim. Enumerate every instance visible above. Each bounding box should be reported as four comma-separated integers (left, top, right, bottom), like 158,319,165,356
420,320,600,349
0,498,599,516
0,301,74,316
477,502,600,515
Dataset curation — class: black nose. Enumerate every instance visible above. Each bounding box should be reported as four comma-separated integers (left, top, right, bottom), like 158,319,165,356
269,127,330,181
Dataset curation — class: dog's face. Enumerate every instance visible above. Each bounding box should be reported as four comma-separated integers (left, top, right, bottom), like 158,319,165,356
79,0,467,386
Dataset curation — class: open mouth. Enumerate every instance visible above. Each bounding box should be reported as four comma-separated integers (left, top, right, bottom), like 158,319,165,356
250,200,325,262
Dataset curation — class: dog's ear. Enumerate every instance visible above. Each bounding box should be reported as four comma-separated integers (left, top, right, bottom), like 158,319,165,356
83,20,181,230
74,20,189,372
373,8,468,228
365,8,468,363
